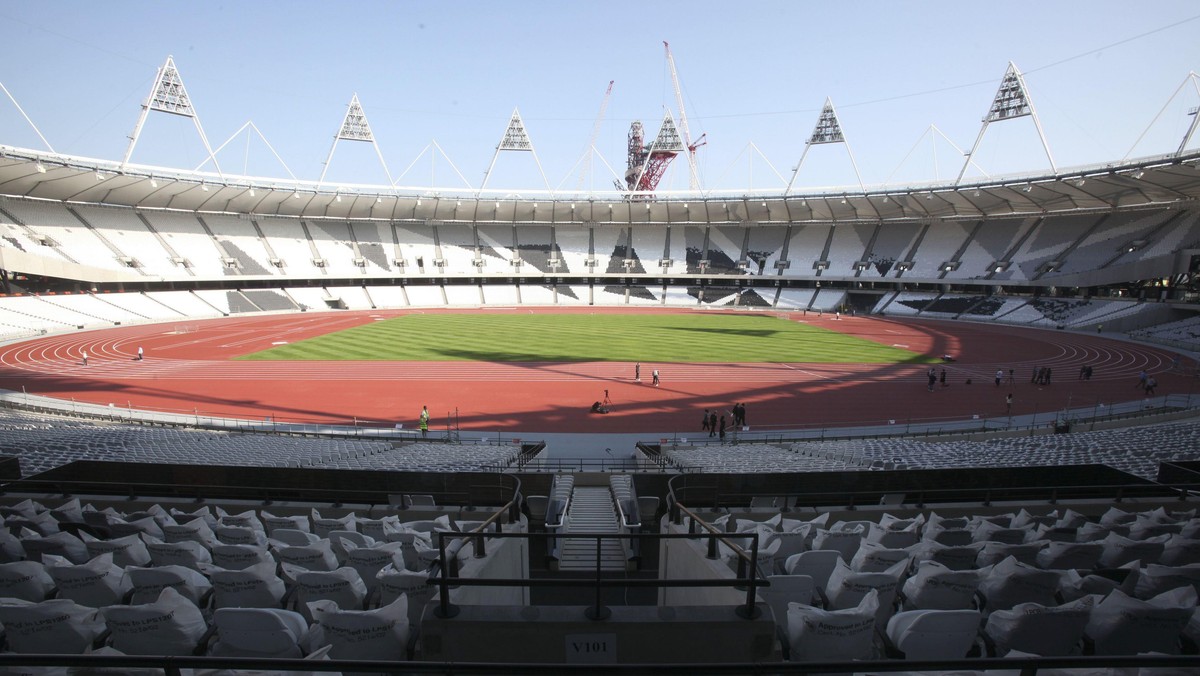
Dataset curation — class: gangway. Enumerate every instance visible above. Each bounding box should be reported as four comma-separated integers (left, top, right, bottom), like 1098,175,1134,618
559,486,626,571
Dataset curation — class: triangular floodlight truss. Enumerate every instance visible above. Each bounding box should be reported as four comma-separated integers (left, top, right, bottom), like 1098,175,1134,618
808,100,846,145
629,110,688,195
1124,71,1200,159
318,94,393,186
786,98,864,194
956,62,1055,184
498,109,533,151
481,108,550,192
0,80,55,153
122,56,222,176
651,111,686,153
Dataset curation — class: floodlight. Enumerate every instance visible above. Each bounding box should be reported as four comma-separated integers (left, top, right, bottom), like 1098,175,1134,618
249,189,255,197
35,163,46,174
1132,170,1144,179
200,183,209,191
96,172,105,181
149,179,158,188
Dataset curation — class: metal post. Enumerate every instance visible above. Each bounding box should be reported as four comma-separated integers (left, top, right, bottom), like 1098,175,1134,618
736,537,762,619
585,536,611,620
434,532,459,618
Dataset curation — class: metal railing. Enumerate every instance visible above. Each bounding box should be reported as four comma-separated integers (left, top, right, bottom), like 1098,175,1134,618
659,392,1200,447
429,527,766,623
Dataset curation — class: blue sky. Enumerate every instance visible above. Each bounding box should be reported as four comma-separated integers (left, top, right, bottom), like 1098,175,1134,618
1,1,1199,195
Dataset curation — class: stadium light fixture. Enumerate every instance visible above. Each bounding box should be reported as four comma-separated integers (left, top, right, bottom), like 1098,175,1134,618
1022,185,1033,193
882,196,889,203
95,172,105,181
150,179,158,188
35,163,46,174
1132,170,1144,179
249,189,255,197
200,183,209,191
376,197,382,203
291,192,300,199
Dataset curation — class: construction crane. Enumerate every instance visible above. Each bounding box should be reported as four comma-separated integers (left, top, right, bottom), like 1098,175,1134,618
664,41,705,190
622,42,706,194
577,80,614,191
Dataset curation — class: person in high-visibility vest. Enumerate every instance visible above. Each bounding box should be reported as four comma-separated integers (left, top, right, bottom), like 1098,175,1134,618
419,405,429,438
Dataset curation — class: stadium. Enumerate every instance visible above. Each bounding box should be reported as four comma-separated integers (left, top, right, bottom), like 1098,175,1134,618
2,6,1200,673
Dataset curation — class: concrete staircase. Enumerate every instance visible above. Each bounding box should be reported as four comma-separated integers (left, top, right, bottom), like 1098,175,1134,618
560,486,626,571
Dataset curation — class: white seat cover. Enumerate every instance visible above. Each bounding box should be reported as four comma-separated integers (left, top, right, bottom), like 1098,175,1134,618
210,606,308,658
901,560,983,611
211,543,274,570
43,552,131,607
202,560,288,609
376,564,433,627
985,595,1098,656
101,586,209,656
786,589,879,661
125,563,213,606
80,531,153,567
0,559,55,601
303,595,410,661
1085,586,1198,655
850,541,912,573
0,597,106,654
141,533,213,570
272,538,340,572
284,564,368,621
783,550,841,590
825,558,906,625
758,574,815,627
978,556,1061,611
886,608,981,660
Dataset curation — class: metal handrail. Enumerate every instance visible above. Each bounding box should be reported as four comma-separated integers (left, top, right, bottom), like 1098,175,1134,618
430,529,765,621
666,474,1199,516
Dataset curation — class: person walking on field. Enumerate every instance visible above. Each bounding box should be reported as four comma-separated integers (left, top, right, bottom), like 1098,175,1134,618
419,405,430,438
719,415,726,441
81,350,88,367
652,369,660,387
995,369,1004,387
702,409,710,433
137,346,144,361
634,362,641,382
708,411,717,437
1006,393,1013,415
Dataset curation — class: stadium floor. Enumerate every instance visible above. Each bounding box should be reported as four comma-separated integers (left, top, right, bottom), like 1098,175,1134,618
0,308,1190,436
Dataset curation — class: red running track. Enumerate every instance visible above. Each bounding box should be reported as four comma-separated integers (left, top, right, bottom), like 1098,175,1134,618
0,308,1190,434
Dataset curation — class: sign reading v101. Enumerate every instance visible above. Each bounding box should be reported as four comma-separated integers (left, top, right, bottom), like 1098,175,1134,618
565,634,617,664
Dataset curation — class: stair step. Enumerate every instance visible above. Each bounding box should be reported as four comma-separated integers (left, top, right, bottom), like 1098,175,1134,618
560,486,626,571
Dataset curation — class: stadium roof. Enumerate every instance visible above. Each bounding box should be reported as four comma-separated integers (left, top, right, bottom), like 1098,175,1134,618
1,144,1198,223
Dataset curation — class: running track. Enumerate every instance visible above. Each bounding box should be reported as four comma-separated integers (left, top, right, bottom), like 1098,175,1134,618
0,308,1189,434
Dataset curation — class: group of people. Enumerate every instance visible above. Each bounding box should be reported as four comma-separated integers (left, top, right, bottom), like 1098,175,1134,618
633,363,660,386
701,403,748,440
926,367,948,391
1136,370,1158,395
1078,364,1095,381
1031,367,1053,386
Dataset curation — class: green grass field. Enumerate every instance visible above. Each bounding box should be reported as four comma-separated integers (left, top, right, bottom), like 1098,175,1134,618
237,313,934,364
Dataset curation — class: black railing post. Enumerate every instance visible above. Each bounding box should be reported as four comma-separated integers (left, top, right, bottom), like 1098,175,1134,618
585,535,611,620
736,537,761,619
433,532,459,618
